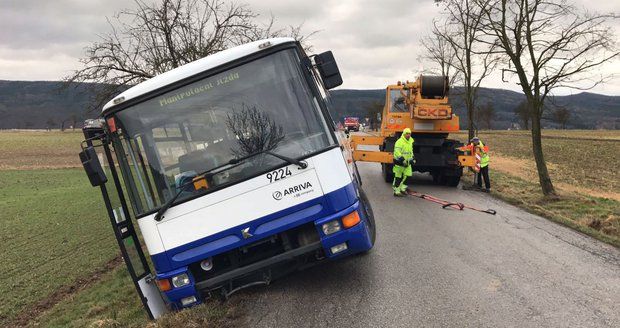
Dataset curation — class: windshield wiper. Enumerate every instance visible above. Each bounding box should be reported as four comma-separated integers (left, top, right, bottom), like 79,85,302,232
154,150,307,221
153,160,237,221
230,150,308,169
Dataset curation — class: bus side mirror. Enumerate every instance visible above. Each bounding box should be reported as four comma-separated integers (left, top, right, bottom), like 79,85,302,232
79,146,108,186
315,51,343,90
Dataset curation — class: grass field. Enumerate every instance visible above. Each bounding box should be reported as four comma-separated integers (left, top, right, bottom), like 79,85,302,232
0,130,229,327
0,130,145,326
488,171,620,246
31,265,236,328
454,130,620,244
0,168,120,322
453,130,620,196
0,130,83,170
1,129,618,327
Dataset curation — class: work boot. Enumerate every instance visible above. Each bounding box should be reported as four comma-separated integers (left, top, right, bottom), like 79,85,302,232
393,192,404,197
483,188,491,193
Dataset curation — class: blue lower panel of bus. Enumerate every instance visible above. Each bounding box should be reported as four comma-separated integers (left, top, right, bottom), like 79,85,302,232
152,182,374,308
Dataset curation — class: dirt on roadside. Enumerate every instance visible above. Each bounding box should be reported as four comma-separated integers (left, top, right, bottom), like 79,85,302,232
0,131,83,171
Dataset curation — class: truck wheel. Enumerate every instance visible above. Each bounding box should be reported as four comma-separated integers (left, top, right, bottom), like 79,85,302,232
382,164,394,183
441,167,462,187
381,139,396,183
445,175,461,187
431,170,441,183
359,188,376,249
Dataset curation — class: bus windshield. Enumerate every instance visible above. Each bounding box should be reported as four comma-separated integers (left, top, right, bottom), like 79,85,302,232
110,48,335,216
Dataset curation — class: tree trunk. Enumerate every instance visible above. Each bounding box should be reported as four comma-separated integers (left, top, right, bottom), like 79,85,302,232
467,96,475,141
468,113,475,140
530,110,556,196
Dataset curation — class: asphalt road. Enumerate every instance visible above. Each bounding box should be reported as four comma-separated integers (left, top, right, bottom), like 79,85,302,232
237,162,620,327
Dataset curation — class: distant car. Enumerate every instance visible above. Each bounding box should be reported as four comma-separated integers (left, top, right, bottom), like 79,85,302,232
344,117,360,132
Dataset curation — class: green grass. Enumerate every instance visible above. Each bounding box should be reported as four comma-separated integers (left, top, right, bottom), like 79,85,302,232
0,168,118,322
31,265,234,328
474,170,620,247
29,267,147,328
0,131,233,326
454,130,620,244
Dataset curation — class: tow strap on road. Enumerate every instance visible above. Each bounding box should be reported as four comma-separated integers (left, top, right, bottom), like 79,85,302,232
406,190,497,215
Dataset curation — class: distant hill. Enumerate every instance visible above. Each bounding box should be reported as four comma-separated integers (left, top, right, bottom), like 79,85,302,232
330,87,620,130
0,80,618,129
0,80,95,129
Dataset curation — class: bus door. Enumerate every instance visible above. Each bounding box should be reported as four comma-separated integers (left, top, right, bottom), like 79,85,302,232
80,126,167,319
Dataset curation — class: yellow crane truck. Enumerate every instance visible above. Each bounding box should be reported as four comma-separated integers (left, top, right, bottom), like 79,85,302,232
350,75,476,187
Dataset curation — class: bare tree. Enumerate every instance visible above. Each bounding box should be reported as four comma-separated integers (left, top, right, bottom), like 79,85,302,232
419,23,459,85
478,0,618,196
477,101,496,129
552,106,571,129
513,100,531,129
225,104,285,158
46,118,56,131
70,114,79,131
426,0,499,141
60,119,70,131
65,0,316,111
364,101,383,131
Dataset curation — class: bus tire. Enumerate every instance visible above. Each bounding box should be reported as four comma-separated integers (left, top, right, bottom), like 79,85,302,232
359,188,376,250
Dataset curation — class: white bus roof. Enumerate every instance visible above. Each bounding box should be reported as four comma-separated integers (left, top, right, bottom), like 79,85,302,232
102,37,296,113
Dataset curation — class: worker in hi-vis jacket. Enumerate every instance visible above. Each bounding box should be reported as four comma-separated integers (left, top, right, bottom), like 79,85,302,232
471,136,490,192
392,128,415,196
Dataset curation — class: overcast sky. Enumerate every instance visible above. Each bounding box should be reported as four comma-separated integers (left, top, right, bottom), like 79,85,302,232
1,0,618,95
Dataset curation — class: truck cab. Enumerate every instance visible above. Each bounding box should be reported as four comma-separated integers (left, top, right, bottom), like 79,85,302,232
350,76,466,187
79,38,376,318
344,117,361,132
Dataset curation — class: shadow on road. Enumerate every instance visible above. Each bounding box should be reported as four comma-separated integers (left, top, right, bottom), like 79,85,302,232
237,250,379,300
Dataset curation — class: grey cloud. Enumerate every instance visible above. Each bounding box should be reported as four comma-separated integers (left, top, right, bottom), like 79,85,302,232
0,0,133,50
251,1,326,21
0,0,618,95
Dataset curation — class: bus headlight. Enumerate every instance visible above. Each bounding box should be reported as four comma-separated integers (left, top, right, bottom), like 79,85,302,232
322,220,341,235
171,273,190,288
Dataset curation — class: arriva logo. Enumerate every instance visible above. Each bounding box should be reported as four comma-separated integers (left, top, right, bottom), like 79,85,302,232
272,191,283,200
272,182,313,200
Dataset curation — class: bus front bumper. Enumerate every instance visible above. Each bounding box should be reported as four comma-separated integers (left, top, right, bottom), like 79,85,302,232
159,204,374,309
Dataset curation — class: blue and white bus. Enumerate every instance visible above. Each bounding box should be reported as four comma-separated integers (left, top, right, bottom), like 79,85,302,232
79,37,376,318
